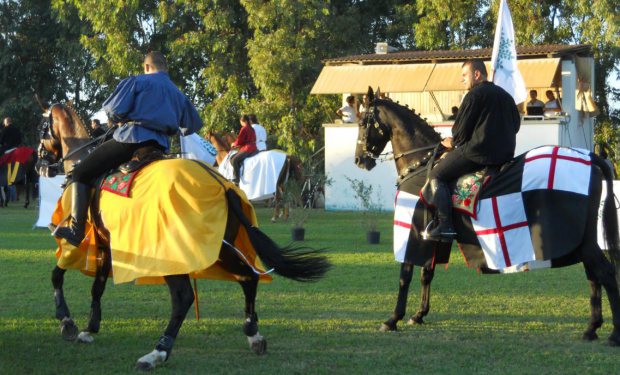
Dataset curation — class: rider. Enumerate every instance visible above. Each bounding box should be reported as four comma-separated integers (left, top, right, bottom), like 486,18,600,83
229,115,258,185
53,51,203,246
425,59,520,242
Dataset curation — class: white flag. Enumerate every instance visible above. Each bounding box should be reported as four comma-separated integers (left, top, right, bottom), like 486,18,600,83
179,133,217,165
490,0,527,104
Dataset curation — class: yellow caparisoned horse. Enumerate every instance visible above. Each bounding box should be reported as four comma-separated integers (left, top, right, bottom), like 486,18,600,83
37,103,330,371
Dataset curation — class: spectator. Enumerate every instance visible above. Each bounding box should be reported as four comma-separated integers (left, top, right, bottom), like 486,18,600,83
0,117,22,154
359,94,368,114
544,90,562,115
90,119,106,138
525,90,545,116
249,114,267,151
336,95,359,123
527,90,544,107
447,106,459,120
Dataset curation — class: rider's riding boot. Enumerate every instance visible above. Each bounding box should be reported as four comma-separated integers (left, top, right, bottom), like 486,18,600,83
426,179,457,242
53,182,91,247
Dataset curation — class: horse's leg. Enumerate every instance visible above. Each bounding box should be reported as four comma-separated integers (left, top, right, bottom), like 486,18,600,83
582,246,620,345
51,265,79,341
24,180,31,209
239,275,266,354
135,274,194,371
582,266,603,341
380,262,415,332
217,240,267,353
271,188,280,223
408,264,435,325
578,167,620,345
77,246,112,343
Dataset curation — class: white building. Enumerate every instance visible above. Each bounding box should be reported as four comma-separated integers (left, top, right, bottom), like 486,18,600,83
312,44,599,211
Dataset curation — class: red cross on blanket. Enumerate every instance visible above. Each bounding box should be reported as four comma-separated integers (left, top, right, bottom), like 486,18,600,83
472,192,534,269
522,146,591,195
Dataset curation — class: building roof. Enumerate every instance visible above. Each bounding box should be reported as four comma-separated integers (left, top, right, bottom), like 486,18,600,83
323,44,592,66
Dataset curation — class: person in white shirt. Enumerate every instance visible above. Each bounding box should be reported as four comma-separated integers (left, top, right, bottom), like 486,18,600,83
249,114,267,151
544,90,562,115
336,95,359,123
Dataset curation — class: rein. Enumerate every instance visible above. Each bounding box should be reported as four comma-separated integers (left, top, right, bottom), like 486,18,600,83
62,133,107,161
361,101,440,182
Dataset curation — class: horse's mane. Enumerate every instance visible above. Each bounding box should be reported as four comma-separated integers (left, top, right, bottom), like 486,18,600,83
68,106,91,137
59,104,91,139
379,99,442,143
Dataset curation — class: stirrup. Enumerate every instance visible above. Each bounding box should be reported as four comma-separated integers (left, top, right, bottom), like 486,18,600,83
421,220,456,243
52,219,85,247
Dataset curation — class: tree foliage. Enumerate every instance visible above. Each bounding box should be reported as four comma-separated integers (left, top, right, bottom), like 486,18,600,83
0,0,102,145
1,0,618,161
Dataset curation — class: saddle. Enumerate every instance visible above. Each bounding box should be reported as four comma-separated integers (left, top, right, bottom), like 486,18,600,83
119,146,164,174
420,167,497,219
101,146,165,197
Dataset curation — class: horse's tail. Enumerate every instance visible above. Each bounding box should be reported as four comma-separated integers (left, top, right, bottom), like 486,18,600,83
225,188,331,282
592,154,620,285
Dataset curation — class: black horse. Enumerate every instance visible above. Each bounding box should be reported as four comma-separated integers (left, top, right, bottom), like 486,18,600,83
355,87,620,345
38,104,330,370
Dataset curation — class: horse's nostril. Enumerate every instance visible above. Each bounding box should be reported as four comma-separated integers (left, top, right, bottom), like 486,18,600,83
355,157,360,165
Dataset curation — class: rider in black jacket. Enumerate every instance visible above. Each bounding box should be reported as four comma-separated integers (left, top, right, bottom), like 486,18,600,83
426,59,520,242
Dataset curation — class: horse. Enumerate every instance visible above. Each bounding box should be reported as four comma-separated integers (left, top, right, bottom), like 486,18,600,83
37,103,330,371
354,87,620,345
0,146,38,208
208,131,303,222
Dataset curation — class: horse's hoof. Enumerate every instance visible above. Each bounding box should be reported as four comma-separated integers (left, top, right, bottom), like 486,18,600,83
60,317,78,341
136,349,167,371
607,331,620,347
270,217,276,223
379,322,397,332
407,316,424,325
582,331,598,341
248,333,267,355
76,331,95,344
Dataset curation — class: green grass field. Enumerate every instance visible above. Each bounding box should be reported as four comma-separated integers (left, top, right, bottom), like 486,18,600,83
1,203,619,374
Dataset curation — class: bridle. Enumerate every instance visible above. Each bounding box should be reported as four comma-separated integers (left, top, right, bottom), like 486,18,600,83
358,102,392,161
360,100,440,184
37,103,105,177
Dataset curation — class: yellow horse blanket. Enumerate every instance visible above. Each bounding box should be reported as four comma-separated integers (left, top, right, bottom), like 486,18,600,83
52,159,271,285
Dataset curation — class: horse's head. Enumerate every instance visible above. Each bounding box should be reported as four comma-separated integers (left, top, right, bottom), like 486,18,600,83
36,103,92,177
354,87,391,171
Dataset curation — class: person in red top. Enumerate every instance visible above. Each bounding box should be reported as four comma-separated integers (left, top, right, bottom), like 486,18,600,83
230,115,258,184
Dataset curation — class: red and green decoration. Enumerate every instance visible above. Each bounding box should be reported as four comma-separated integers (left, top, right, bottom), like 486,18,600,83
101,171,138,197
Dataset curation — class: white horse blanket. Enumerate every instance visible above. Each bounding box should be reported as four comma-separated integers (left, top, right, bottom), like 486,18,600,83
219,150,288,201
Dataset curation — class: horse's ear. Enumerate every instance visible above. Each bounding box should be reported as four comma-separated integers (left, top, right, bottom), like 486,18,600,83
376,87,382,100
367,86,374,102
66,100,74,109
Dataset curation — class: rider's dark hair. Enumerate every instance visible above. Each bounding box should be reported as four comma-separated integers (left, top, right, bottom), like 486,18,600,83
249,114,258,124
462,59,487,78
144,51,168,72
240,115,250,124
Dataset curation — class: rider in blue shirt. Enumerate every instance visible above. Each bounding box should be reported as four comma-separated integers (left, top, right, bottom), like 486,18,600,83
54,51,203,246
